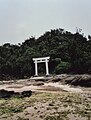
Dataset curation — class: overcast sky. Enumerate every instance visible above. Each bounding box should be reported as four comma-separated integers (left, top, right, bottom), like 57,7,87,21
0,0,91,45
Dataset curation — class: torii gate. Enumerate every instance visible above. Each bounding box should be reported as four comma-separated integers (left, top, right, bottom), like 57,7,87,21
33,57,50,76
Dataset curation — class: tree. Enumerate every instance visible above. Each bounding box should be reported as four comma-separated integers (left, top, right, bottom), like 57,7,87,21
0,28,91,80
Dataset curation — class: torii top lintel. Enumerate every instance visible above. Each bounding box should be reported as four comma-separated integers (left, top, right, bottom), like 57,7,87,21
33,57,50,63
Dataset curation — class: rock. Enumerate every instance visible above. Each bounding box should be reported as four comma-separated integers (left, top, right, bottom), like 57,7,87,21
32,82,44,86
63,74,91,87
71,75,91,87
0,89,14,98
50,77,61,82
63,76,75,84
53,74,91,87
21,90,32,97
0,89,32,98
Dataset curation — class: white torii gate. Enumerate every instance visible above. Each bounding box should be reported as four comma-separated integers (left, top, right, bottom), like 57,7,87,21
33,57,50,76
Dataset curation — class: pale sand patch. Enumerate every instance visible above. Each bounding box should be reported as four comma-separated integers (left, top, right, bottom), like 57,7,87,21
44,82,82,93
0,82,82,94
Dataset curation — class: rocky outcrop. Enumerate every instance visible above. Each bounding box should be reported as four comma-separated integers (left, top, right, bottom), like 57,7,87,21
0,89,32,98
0,89,14,98
50,74,91,87
70,75,91,87
21,90,32,97
62,74,91,87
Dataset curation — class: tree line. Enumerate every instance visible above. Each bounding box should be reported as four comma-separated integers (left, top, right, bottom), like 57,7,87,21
0,28,91,80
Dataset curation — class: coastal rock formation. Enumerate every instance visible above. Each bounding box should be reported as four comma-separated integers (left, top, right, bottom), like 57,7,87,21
0,89,32,98
49,74,91,87
61,74,91,87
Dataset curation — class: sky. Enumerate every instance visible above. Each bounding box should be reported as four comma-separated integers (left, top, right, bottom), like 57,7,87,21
0,0,91,45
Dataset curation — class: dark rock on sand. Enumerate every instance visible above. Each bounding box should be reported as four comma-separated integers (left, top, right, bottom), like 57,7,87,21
0,89,14,98
0,89,32,98
64,75,91,87
71,75,91,87
21,90,32,97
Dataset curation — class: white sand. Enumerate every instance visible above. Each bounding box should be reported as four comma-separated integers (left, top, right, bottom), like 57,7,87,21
0,82,82,93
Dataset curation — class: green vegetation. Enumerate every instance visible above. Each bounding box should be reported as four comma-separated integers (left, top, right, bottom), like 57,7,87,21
0,98,23,116
0,28,91,79
44,115,65,120
17,116,29,120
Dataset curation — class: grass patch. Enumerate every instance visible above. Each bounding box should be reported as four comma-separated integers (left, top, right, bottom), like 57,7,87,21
44,115,66,120
17,116,29,120
0,92,91,119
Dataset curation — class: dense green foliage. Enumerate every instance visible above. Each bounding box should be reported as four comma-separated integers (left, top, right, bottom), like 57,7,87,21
0,28,91,80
